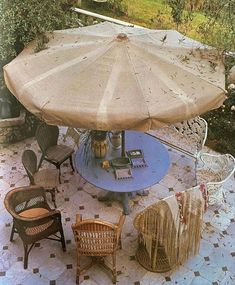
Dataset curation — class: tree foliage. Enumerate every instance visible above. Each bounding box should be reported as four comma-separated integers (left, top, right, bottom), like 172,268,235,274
166,0,235,52
199,0,235,52
0,0,79,118
0,0,78,64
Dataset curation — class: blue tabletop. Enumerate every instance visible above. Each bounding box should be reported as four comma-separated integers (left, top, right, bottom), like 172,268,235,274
75,131,170,193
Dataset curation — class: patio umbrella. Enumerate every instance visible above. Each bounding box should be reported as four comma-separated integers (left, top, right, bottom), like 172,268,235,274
3,22,226,132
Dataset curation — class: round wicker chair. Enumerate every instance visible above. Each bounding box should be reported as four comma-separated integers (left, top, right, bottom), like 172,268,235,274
133,186,205,273
4,186,66,269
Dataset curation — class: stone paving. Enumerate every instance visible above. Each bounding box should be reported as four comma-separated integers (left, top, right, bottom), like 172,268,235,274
0,129,234,285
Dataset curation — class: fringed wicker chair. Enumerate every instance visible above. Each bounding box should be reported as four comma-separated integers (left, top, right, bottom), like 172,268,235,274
133,186,205,272
22,149,59,207
196,153,235,205
36,123,74,181
72,214,126,284
4,186,66,269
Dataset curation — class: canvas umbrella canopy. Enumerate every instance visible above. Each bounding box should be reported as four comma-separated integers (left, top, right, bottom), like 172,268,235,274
4,22,226,132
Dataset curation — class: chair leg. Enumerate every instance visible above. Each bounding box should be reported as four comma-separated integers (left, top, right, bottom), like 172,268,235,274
51,188,57,208
194,158,198,186
56,165,61,183
118,237,122,250
60,227,66,252
70,155,75,172
10,222,15,242
38,155,44,169
23,244,29,269
112,252,117,284
76,253,81,284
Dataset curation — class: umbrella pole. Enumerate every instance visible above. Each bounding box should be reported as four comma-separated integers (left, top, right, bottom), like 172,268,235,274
121,130,125,157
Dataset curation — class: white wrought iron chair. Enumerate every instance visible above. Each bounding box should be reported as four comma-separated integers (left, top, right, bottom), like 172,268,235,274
148,116,208,160
196,153,235,205
147,116,208,183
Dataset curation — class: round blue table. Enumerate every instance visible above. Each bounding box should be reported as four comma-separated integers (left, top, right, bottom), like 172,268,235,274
75,131,170,214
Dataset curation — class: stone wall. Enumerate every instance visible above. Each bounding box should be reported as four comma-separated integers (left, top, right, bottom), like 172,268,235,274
0,109,40,145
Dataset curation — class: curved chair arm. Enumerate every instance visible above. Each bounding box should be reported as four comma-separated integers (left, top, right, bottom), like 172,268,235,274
4,186,48,217
116,214,126,242
199,153,235,183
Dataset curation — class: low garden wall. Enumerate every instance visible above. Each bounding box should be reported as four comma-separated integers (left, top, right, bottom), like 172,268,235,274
0,109,39,145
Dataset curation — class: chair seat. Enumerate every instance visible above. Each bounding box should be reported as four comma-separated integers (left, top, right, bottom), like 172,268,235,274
19,207,49,218
34,169,59,188
45,145,74,164
196,169,221,184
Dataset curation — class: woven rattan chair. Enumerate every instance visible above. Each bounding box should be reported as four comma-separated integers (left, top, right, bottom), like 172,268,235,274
36,123,74,181
22,149,59,207
133,186,205,272
72,214,126,284
4,186,66,269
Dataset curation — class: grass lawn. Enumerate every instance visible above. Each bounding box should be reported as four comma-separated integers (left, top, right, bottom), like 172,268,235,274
80,0,208,43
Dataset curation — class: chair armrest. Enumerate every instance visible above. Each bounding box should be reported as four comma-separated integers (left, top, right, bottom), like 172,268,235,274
76,213,82,223
116,214,126,241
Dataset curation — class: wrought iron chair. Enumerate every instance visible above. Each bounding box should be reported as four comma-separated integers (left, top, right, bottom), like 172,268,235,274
148,116,208,159
4,186,66,269
72,214,126,284
147,116,208,183
197,153,235,205
133,186,205,272
22,149,59,207
36,123,74,181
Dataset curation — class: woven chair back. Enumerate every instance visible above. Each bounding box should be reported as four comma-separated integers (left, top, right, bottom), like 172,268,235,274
4,186,47,219
36,124,59,154
72,220,118,256
22,150,38,184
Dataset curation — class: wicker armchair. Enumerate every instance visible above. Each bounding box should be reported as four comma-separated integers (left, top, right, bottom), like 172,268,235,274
72,214,125,284
22,149,59,207
36,123,74,180
197,153,235,205
133,186,205,272
4,186,66,269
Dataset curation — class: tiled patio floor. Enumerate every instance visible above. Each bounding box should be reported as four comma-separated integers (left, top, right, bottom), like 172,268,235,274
0,130,234,285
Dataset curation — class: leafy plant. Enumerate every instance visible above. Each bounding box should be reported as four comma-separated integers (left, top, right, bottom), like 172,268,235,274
106,0,127,16
0,0,79,118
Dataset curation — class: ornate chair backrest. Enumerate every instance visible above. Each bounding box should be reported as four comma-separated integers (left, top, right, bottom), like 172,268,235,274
36,124,59,154
172,116,208,155
22,150,38,184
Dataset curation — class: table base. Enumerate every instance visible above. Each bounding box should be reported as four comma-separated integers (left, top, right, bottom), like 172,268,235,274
98,190,149,215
